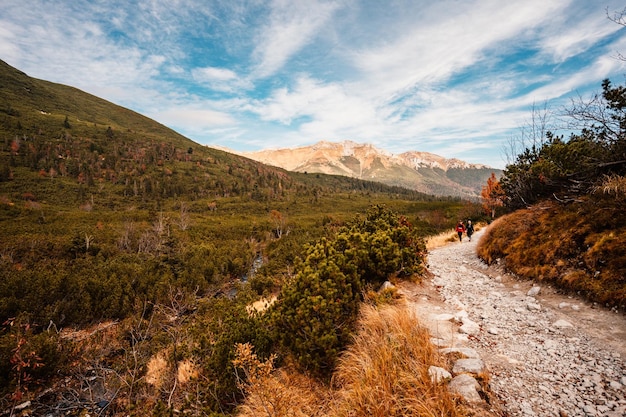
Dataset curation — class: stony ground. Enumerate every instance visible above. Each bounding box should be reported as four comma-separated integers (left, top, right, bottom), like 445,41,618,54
401,228,626,417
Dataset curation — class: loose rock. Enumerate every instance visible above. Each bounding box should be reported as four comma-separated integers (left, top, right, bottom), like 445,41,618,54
448,374,482,402
419,229,626,417
452,358,486,376
428,366,452,383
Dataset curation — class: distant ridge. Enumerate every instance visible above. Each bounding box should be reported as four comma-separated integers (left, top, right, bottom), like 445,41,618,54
231,140,500,198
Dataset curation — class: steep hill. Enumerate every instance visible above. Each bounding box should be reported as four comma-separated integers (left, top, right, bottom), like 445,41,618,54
237,140,501,198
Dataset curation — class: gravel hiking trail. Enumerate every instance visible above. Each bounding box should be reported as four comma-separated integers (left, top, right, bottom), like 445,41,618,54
400,227,626,417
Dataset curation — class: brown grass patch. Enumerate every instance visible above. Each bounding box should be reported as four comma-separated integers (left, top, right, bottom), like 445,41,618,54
426,231,458,250
329,304,463,417
146,350,168,389
235,304,476,417
246,295,278,315
177,359,198,384
477,199,626,309
233,344,331,417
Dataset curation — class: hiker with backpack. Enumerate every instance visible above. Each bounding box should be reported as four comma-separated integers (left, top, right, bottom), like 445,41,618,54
455,220,465,242
466,220,474,242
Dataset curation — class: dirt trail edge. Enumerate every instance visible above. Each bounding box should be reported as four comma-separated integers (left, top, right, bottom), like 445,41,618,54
400,228,626,417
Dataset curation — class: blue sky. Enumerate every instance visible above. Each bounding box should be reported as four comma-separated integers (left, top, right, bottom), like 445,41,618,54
1,0,626,168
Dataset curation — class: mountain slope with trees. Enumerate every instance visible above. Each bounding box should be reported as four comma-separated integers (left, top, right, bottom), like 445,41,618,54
477,78,626,310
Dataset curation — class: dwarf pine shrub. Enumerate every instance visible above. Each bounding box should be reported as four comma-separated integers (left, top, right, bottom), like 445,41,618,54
270,205,426,379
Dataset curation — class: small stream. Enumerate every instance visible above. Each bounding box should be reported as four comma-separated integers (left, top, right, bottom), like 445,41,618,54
241,255,263,282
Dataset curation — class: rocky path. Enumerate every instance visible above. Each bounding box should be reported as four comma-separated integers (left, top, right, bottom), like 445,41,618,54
402,228,626,417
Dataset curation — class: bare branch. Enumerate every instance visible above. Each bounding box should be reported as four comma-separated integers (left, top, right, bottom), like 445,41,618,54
563,91,622,140
606,7,626,61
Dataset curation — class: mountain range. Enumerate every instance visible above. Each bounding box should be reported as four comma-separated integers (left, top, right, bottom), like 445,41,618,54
234,141,501,198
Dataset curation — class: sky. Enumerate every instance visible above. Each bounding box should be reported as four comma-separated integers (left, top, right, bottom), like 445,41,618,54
1,1,626,168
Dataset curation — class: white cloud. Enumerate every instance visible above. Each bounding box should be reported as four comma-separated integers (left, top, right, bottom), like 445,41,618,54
152,107,237,133
193,67,238,82
191,66,252,92
351,0,567,94
524,54,626,102
251,0,341,78
250,75,379,135
537,5,622,62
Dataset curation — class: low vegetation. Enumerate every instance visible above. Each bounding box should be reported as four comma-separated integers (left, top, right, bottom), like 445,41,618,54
477,184,626,309
270,205,426,379
236,304,472,417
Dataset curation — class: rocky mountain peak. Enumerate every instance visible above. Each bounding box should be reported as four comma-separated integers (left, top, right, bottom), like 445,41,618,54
228,140,500,198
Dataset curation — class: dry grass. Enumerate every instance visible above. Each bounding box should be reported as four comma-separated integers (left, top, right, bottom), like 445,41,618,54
233,344,331,417
246,295,278,315
329,304,463,417
477,199,626,309
235,304,470,417
593,174,626,200
426,231,458,250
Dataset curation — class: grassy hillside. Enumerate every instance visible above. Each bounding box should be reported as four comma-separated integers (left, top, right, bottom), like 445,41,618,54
0,60,484,415
477,191,626,309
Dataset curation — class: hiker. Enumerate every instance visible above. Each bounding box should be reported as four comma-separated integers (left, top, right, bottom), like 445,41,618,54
466,220,475,242
455,220,465,242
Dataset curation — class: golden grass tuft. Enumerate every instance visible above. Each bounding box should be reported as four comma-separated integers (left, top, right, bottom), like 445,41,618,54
329,304,463,417
426,231,459,250
235,304,474,417
233,343,331,417
593,174,626,200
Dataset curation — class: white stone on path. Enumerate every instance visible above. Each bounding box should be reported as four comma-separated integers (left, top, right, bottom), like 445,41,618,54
453,358,486,376
552,319,574,329
429,366,452,384
448,374,482,402
527,286,541,296
527,302,541,311
459,317,480,335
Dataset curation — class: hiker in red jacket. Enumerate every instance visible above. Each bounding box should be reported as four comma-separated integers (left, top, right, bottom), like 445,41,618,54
455,220,465,242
